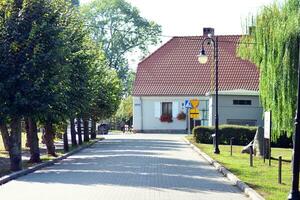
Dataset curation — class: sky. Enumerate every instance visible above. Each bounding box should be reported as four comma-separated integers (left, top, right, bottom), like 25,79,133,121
80,0,282,69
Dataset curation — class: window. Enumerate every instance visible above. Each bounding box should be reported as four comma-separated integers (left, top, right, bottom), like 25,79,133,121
162,102,172,116
201,100,209,126
227,119,257,126
233,100,252,105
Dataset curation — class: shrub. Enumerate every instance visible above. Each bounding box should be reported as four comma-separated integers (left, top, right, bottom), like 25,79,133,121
160,114,173,122
193,125,257,145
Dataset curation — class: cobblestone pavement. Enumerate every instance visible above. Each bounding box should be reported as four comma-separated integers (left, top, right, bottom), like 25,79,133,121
0,134,248,200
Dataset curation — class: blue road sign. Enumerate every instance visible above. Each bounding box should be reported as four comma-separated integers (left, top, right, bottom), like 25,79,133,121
184,100,192,109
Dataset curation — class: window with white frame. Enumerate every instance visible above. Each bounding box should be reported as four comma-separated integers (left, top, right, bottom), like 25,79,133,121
162,102,172,116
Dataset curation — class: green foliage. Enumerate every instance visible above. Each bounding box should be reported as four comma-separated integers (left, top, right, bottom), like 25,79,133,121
81,0,161,94
238,0,300,139
89,60,122,120
0,0,72,121
193,125,257,145
115,96,133,122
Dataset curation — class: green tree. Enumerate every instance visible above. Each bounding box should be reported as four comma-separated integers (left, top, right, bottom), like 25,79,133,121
115,96,133,123
238,0,300,139
0,0,81,168
81,0,161,92
88,54,122,138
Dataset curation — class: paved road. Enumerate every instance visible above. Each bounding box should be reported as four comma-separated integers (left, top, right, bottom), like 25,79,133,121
0,134,248,200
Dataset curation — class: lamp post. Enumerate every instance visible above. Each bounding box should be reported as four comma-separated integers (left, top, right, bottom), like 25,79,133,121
198,35,220,154
288,51,300,200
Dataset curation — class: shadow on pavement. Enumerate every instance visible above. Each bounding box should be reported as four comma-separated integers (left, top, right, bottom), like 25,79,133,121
18,137,240,194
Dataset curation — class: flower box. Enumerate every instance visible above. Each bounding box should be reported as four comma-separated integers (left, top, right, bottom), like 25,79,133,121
160,114,173,122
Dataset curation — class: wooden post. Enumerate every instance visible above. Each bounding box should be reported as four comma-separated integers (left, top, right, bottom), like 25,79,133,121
250,145,253,167
278,156,282,184
263,138,266,163
230,137,234,156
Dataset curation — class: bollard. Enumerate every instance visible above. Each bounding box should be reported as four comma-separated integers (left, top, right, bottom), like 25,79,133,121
278,156,282,184
249,145,253,167
230,137,234,156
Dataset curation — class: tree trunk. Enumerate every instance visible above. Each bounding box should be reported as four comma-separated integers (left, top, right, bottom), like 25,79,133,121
44,121,57,157
63,127,69,152
83,118,89,142
70,118,77,147
8,117,22,171
77,118,82,145
26,118,41,163
0,121,10,151
25,118,30,148
91,119,96,139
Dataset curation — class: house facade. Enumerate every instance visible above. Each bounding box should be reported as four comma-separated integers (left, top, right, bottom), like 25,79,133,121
132,28,263,133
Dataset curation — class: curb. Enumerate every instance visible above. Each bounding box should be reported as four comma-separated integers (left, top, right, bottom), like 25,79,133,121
183,137,265,200
0,138,104,186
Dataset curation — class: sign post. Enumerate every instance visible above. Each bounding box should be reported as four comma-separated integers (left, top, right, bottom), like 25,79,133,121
185,100,192,134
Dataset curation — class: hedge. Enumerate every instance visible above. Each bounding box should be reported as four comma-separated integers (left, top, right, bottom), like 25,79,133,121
193,125,257,146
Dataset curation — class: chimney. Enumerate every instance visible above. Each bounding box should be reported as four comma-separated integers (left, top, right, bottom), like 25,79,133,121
248,26,255,35
203,27,214,37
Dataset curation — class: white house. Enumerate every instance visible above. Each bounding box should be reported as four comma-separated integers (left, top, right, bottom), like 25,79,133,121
132,28,263,133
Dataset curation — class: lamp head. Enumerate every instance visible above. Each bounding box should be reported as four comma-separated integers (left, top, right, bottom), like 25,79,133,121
198,49,208,64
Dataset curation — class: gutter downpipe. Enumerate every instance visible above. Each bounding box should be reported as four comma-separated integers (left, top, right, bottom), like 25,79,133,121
140,97,143,132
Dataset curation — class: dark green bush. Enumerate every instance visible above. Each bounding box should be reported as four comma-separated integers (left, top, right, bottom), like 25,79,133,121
193,125,257,145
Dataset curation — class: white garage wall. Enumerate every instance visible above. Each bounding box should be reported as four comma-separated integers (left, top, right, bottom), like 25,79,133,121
209,94,263,127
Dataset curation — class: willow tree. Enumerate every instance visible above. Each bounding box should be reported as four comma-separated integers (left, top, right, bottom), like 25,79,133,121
238,0,300,139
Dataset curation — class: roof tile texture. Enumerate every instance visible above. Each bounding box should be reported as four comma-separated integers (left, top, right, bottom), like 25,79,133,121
133,35,259,96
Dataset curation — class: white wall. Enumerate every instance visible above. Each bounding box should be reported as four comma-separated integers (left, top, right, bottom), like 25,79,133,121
209,94,263,126
134,94,263,133
133,96,208,132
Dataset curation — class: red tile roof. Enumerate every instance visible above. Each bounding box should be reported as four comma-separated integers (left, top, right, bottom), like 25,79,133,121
132,35,259,96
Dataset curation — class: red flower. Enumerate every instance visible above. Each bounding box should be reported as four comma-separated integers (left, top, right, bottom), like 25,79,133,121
160,114,173,122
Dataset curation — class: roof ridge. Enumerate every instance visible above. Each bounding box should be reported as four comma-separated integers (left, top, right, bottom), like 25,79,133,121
172,34,243,38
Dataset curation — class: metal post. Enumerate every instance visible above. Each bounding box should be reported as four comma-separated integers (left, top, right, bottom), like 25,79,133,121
188,108,191,135
288,42,300,200
214,36,220,154
199,36,220,154
269,139,271,166
279,156,282,184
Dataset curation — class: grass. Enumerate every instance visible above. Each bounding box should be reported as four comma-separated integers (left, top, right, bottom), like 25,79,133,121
186,136,293,200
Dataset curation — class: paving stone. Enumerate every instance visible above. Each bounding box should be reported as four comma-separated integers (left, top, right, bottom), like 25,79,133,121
0,134,249,200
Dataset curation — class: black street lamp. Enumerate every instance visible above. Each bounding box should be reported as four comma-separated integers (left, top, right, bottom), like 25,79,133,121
288,55,300,199
198,35,220,154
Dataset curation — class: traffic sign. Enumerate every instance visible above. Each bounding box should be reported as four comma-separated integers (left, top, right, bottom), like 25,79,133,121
190,99,199,108
184,100,192,109
190,108,200,119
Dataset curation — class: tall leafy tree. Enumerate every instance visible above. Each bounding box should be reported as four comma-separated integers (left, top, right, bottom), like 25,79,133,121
238,0,300,139
81,0,161,93
0,0,80,167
